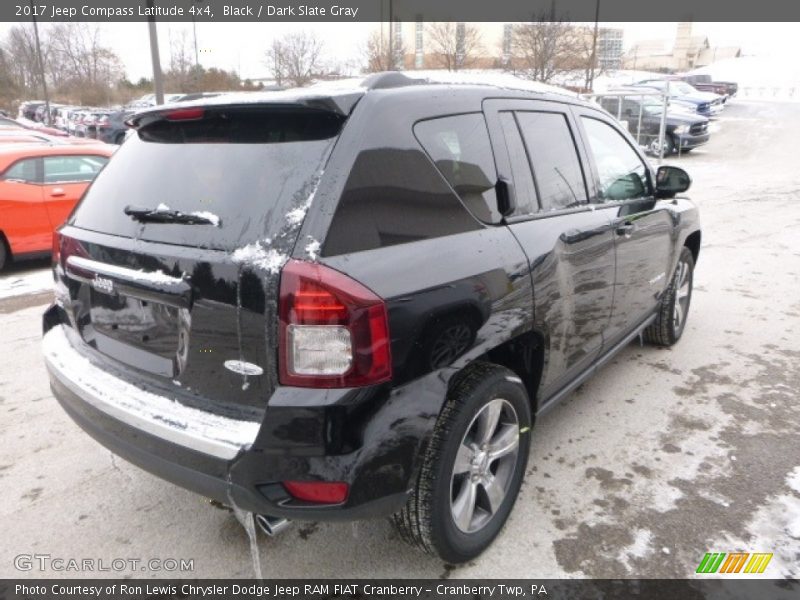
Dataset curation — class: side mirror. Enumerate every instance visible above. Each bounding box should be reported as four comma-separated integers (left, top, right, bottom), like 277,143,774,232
655,165,691,199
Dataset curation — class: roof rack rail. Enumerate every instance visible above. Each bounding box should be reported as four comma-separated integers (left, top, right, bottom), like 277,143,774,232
362,71,422,90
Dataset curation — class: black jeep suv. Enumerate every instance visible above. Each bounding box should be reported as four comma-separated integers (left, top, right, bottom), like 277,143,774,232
43,72,700,563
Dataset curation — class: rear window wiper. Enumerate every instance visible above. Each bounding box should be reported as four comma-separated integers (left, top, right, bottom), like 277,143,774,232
124,205,218,226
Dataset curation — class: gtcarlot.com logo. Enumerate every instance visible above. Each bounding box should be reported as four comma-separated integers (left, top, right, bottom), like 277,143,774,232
14,553,194,573
696,552,773,574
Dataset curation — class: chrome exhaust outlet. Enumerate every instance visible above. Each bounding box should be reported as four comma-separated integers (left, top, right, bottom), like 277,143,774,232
255,514,291,536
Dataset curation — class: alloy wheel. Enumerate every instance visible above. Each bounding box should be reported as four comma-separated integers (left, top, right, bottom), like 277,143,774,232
673,259,691,330
450,398,520,534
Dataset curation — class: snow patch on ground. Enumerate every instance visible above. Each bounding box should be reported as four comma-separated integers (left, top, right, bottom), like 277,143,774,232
706,467,800,578
231,240,287,274
0,268,53,300
618,528,654,572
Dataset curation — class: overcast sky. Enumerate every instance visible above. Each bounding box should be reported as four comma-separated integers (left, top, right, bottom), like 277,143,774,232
1,21,798,82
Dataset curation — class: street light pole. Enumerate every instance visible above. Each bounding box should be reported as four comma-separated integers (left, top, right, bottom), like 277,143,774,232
146,0,165,104
587,0,600,92
29,0,50,124
388,0,394,70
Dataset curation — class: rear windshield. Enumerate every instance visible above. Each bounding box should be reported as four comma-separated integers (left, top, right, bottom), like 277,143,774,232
70,107,343,251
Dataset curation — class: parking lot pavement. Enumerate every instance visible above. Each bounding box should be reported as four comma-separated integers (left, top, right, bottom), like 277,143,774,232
1,100,799,579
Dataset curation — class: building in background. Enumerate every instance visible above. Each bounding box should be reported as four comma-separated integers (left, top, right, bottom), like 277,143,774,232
373,22,624,73
624,22,741,72
597,28,624,70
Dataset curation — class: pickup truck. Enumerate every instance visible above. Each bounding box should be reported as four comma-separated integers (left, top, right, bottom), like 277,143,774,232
683,74,738,98
598,93,711,155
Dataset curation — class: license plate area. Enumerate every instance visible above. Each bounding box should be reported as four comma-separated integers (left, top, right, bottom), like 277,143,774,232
87,289,183,377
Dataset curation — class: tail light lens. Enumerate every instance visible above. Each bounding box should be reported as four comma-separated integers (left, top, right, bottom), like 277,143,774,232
278,259,391,388
52,231,62,267
53,233,87,271
283,481,349,504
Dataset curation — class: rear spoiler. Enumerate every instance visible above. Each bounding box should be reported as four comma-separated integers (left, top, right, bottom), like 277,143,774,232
125,91,364,130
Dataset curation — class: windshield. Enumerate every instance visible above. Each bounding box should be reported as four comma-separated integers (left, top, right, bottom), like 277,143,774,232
70,108,343,250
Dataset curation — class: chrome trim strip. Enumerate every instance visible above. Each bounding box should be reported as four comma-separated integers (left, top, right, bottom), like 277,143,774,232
66,255,186,287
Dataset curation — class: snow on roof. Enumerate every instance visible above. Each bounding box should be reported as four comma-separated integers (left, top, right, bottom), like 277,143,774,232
399,70,578,97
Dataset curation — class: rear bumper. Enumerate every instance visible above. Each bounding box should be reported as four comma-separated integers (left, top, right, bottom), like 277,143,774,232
44,324,258,460
43,312,448,520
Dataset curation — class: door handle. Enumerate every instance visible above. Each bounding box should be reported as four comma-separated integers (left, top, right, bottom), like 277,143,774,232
50,188,65,197
616,222,635,236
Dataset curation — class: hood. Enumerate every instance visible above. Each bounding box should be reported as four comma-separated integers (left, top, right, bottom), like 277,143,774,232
674,91,720,104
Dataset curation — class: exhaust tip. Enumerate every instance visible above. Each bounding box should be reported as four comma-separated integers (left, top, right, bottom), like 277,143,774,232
255,514,291,537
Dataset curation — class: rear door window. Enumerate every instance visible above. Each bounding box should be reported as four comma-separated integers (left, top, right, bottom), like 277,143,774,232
414,113,500,224
515,111,587,211
3,158,39,183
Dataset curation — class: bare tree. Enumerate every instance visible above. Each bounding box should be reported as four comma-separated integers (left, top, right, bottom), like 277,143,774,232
511,17,580,84
169,29,194,80
426,22,483,71
264,31,324,88
165,28,204,92
49,24,122,85
4,25,47,94
362,30,407,73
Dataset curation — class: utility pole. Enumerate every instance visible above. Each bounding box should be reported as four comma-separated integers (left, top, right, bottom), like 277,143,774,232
587,0,600,92
146,0,165,104
29,0,50,124
387,0,394,70
192,5,199,67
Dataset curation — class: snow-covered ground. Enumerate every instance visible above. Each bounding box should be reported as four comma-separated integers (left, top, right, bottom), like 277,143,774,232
691,56,800,102
0,266,52,301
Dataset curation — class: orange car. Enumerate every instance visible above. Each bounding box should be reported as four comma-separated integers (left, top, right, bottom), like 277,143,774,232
0,143,113,270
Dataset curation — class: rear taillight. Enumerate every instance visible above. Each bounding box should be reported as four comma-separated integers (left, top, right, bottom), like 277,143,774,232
97,116,109,126
283,481,349,504
54,234,87,271
52,231,61,266
278,259,391,388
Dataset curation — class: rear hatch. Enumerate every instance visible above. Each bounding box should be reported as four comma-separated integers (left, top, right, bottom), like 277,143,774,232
54,99,353,417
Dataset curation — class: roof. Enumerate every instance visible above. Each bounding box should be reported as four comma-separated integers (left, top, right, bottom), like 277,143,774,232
128,71,580,126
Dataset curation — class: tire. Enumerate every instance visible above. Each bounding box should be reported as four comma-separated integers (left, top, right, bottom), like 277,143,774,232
0,236,7,271
649,134,676,156
391,362,532,563
644,246,694,346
